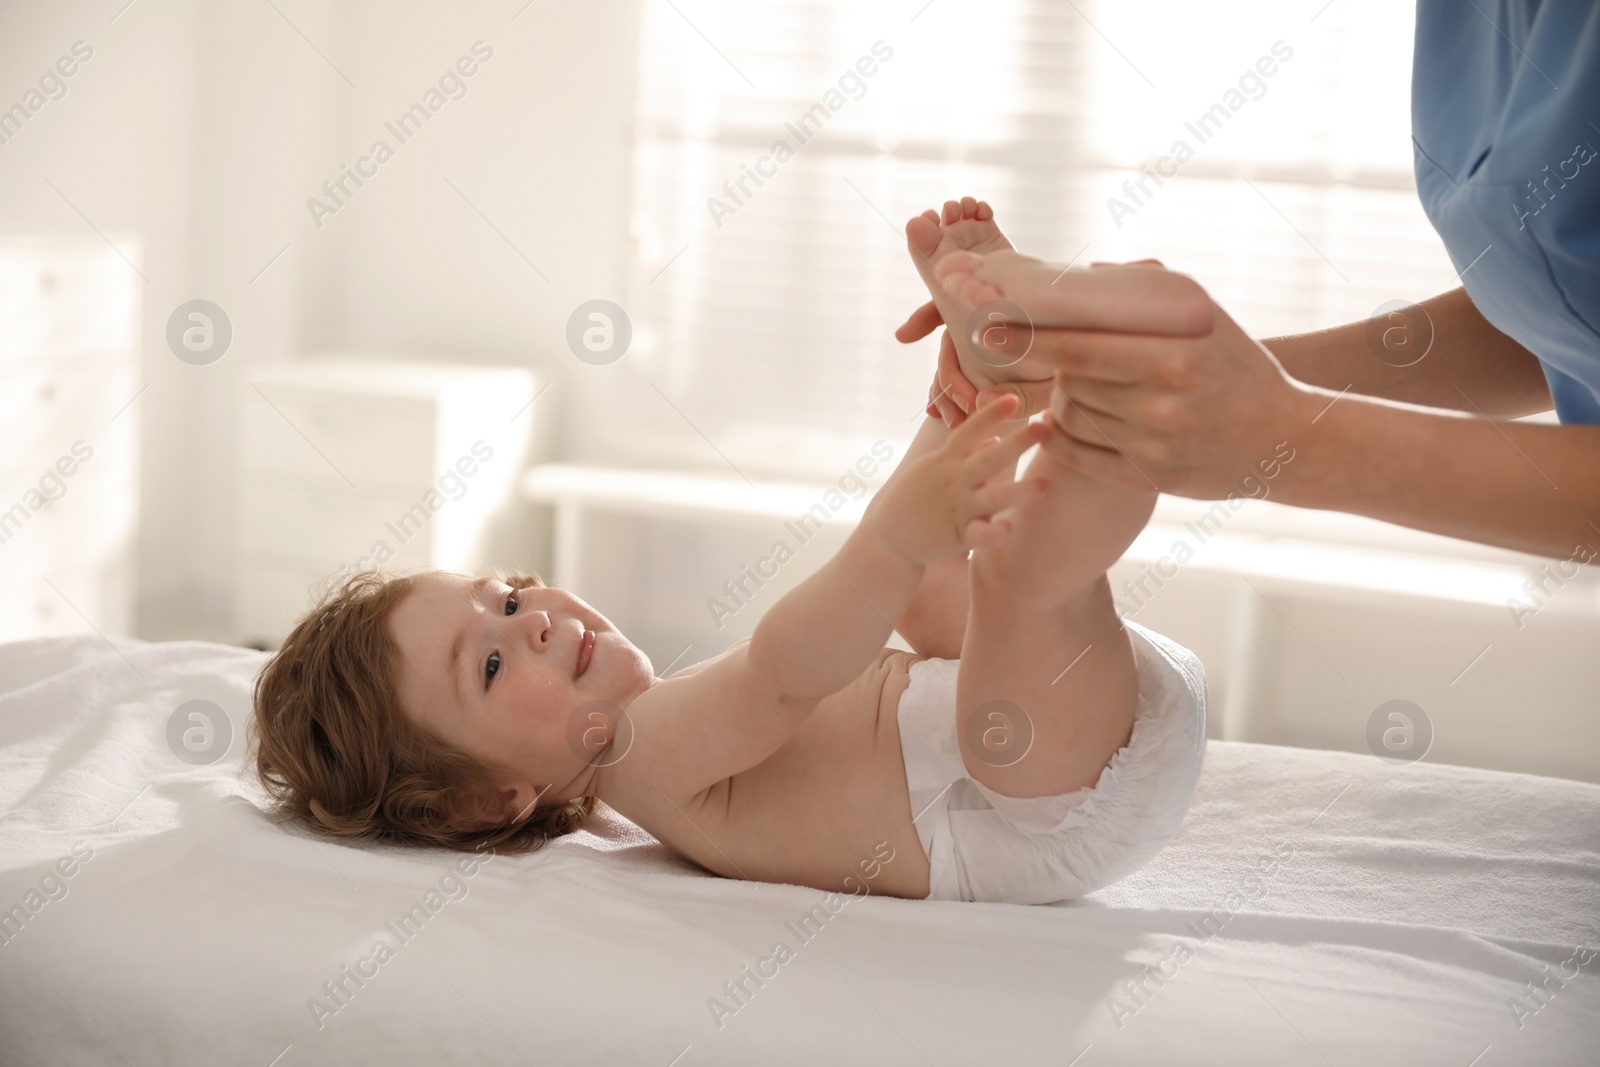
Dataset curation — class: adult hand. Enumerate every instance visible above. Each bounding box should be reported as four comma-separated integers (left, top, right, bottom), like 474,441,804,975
1032,301,1311,498
907,276,1314,499
907,259,1174,427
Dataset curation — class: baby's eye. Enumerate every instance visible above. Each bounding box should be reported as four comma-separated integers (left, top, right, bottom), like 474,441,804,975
485,651,502,686
503,593,519,617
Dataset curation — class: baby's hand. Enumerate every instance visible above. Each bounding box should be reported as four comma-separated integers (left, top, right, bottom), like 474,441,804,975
868,394,1050,566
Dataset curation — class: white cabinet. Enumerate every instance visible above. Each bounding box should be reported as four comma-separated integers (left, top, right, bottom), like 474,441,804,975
236,358,536,647
0,238,140,642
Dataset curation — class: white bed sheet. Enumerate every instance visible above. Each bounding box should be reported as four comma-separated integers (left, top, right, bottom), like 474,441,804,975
0,635,1595,1065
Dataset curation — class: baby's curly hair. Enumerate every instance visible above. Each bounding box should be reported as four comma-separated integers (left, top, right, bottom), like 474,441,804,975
249,568,595,854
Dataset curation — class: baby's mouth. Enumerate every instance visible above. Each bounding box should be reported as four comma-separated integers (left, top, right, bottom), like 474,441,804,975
575,628,596,679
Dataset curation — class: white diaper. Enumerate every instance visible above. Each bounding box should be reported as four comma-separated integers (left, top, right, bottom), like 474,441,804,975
897,620,1207,904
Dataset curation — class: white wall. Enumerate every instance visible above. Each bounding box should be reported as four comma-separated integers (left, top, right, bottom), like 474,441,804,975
0,0,642,639
1,1,201,625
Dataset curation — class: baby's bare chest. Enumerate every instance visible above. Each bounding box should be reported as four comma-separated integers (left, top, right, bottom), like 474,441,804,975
645,651,933,899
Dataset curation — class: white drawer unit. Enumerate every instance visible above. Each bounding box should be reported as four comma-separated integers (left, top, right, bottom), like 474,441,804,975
0,237,140,643
236,357,536,648
0,239,141,363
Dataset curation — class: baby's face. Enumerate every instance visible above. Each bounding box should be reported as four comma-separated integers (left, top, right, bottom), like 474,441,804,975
389,572,652,817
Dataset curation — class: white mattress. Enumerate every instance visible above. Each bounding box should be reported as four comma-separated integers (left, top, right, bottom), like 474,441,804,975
1,635,1595,1065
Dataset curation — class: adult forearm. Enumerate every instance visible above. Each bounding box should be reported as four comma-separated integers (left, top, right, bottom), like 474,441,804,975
748,522,923,698
1263,288,1552,418
1278,387,1600,558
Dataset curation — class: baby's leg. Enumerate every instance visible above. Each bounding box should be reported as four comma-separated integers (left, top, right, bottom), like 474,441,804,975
955,415,1156,798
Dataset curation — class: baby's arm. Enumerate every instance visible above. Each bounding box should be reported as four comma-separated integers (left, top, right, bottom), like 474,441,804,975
749,405,1042,697
622,403,1045,800
744,485,923,700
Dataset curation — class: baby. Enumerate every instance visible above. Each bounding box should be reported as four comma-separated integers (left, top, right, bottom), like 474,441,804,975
251,200,1211,905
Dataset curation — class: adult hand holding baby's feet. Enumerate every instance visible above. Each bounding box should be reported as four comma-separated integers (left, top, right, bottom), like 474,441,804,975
918,281,1305,500
895,197,1310,502
908,255,1217,423
866,393,1050,566
898,197,1214,427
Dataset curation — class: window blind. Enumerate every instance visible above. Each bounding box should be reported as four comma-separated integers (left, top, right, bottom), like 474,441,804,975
608,0,1459,481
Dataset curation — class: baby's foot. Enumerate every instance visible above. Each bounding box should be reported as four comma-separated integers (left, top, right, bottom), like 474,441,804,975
938,250,1216,340
906,198,1043,394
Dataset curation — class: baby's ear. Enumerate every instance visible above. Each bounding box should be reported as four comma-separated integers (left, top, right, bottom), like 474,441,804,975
448,786,519,832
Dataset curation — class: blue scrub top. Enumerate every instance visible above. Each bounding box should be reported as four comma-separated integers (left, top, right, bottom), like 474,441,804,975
1411,1,1600,424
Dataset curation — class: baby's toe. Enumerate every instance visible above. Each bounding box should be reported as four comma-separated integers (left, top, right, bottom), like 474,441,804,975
941,200,962,225
906,214,942,258
960,195,978,218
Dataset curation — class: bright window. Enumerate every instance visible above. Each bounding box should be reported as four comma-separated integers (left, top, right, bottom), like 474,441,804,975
612,0,1460,485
